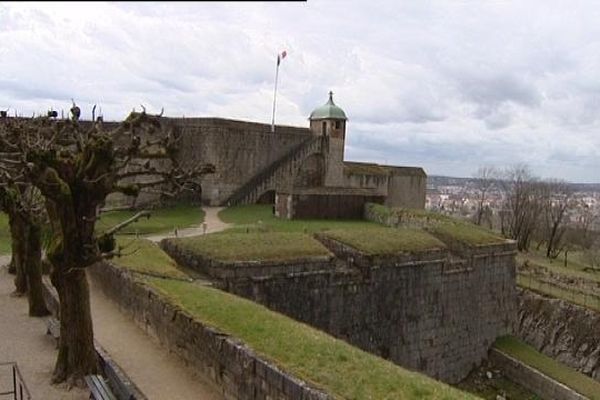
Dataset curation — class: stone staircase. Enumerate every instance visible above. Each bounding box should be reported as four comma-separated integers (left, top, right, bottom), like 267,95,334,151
224,136,325,206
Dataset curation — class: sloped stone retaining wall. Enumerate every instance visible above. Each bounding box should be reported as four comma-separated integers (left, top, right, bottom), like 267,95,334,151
516,288,600,381
87,262,332,400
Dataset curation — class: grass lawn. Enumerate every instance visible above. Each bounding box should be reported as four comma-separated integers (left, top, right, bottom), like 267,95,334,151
322,227,446,255
494,336,600,400
96,205,204,236
111,237,190,280
219,204,379,233
428,221,506,246
147,277,477,400
173,232,332,263
0,213,10,255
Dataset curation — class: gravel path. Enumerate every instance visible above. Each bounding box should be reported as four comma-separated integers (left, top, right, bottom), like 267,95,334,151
145,207,231,242
0,259,88,400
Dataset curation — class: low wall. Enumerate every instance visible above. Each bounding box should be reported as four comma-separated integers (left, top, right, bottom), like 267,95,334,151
87,262,332,400
489,348,588,400
180,241,517,384
516,288,600,381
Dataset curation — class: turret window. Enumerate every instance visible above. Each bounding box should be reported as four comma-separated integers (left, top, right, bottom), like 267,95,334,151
322,121,327,134
335,120,340,129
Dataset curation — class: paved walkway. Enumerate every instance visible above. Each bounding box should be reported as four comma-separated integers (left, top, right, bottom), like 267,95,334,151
146,207,231,243
0,257,88,400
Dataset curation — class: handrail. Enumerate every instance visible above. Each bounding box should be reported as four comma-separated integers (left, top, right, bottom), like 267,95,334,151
0,362,32,400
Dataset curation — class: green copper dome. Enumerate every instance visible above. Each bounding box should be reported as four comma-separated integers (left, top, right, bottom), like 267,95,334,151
309,91,347,121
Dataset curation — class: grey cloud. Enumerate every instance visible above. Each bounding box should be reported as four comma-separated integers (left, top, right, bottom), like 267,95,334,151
2,1,600,182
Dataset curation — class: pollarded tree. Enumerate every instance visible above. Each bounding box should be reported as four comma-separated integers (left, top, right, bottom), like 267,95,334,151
0,106,214,386
0,184,49,316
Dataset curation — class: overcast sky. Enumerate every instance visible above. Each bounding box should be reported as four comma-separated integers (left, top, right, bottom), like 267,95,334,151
1,1,599,183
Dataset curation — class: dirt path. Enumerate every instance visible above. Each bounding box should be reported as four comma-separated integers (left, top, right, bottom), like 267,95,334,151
0,259,88,400
145,207,231,242
89,278,223,400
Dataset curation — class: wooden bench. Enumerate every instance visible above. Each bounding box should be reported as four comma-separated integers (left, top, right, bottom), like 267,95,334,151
85,375,117,400
45,316,60,349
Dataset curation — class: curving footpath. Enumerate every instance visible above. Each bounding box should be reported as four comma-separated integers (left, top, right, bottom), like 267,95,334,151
145,207,231,243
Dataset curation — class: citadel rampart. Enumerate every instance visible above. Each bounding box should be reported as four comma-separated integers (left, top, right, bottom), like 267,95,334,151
163,234,516,384
166,118,312,205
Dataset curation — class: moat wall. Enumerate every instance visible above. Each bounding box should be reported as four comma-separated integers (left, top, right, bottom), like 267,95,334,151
516,288,600,382
164,239,517,384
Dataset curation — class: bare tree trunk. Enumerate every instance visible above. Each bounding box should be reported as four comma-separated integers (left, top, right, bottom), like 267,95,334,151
50,267,98,386
25,224,49,316
8,255,15,274
9,214,27,295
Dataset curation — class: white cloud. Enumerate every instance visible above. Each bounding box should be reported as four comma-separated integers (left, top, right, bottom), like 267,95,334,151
1,1,599,182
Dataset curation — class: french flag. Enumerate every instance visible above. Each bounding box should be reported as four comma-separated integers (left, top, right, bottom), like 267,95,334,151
277,50,287,66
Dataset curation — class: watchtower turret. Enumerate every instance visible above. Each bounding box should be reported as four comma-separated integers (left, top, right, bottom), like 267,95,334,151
309,92,348,186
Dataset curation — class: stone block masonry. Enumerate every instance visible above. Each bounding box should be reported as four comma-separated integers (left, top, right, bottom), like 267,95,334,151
165,237,517,384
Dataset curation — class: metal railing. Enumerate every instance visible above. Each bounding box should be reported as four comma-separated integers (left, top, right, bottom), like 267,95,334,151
0,362,31,400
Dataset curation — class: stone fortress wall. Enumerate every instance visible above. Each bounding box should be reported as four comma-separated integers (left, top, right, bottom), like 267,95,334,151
98,113,421,208
165,118,312,205
163,230,517,384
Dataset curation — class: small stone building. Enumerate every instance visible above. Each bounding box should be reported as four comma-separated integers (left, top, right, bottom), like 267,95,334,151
276,92,426,219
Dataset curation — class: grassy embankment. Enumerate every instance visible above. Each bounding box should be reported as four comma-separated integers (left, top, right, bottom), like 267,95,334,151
517,248,600,311
97,204,479,398
494,336,600,400
146,276,478,400
365,203,507,247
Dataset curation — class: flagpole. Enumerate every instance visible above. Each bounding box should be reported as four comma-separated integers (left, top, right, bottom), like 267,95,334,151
271,56,280,133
